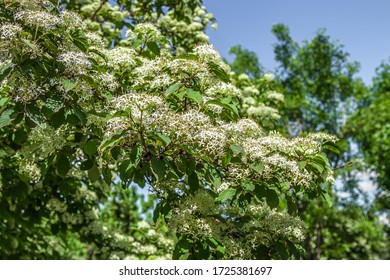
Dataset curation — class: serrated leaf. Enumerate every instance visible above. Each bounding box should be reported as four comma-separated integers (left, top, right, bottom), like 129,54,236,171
215,188,236,203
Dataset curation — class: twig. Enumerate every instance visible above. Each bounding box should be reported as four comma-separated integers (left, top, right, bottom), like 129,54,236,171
91,0,106,20
332,161,354,171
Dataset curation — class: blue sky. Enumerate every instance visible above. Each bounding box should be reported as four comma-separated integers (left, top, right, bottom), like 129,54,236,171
203,0,390,85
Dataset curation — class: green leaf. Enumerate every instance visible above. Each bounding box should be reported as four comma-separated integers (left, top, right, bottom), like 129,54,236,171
61,78,77,92
12,129,27,145
156,132,171,145
323,142,340,155
205,99,239,116
88,164,100,182
73,104,87,124
129,144,143,166
188,171,200,192
80,159,94,170
274,242,289,259
298,161,306,169
307,162,324,174
57,154,70,176
50,108,66,128
254,183,267,199
0,109,13,128
151,157,167,181
21,38,38,50
88,48,108,62
70,30,88,52
207,61,230,82
165,83,182,95
322,191,333,207
250,163,264,174
286,195,297,215
216,188,236,203
99,131,124,152
183,89,202,104
266,189,279,208
146,41,160,55
0,97,10,114
84,139,99,157
230,144,244,155
206,237,219,248
131,39,143,49
0,62,13,83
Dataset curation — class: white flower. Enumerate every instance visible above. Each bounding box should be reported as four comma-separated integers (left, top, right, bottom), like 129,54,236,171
15,10,61,29
58,51,92,75
0,23,22,40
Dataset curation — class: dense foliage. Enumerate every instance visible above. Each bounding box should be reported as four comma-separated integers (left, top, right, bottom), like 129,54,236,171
0,0,388,260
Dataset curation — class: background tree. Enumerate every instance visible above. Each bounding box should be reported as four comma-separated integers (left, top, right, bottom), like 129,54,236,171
227,25,389,259
271,23,388,259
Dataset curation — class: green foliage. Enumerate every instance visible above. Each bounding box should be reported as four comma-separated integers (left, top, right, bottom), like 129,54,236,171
2,0,384,261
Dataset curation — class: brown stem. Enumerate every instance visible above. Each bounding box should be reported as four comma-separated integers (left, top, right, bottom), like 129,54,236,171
332,161,354,171
91,0,106,20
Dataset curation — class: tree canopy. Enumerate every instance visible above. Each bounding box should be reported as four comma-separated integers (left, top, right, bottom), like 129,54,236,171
0,0,388,260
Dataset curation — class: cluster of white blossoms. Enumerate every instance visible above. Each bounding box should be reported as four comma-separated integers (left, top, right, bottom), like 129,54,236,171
19,160,41,182
0,23,22,40
15,10,60,30
46,198,68,213
20,124,67,161
126,22,165,43
58,51,93,75
266,91,285,103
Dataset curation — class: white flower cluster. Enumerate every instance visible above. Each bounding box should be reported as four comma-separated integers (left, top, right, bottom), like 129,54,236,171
15,10,60,30
193,44,220,62
126,23,164,42
0,23,22,40
20,125,67,160
46,198,68,213
19,160,41,182
58,51,92,75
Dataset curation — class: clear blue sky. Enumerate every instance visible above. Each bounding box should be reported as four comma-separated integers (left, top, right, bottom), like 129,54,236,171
203,0,390,85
